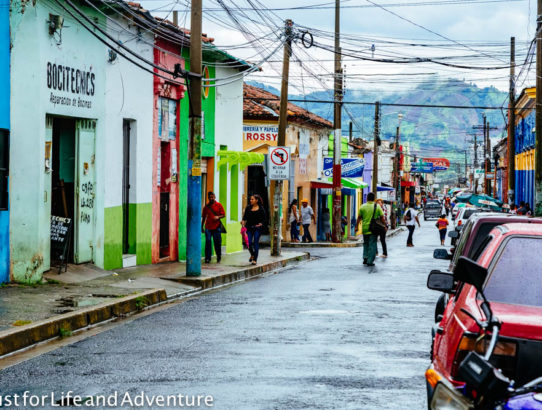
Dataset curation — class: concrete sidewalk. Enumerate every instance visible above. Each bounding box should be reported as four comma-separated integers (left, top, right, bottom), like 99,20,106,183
282,226,405,248
0,250,309,357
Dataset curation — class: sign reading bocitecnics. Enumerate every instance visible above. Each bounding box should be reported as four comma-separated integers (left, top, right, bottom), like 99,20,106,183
47,62,96,109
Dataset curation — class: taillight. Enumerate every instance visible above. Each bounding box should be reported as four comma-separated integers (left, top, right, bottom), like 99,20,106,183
457,220,462,226
452,334,517,378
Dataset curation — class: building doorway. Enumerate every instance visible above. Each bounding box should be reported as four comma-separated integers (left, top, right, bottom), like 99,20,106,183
51,117,76,262
47,116,96,266
159,141,171,258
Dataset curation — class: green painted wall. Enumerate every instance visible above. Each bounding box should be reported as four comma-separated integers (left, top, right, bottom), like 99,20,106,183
104,206,122,270
104,203,151,270
178,50,216,260
226,221,243,253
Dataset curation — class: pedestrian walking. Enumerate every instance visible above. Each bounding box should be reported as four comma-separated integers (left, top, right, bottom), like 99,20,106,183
436,213,449,246
300,199,316,243
201,192,226,264
356,192,386,266
322,207,331,241
445,202,450,217
288,199,301,242
375,198,388,258
404,204,420,247
242,194,266,265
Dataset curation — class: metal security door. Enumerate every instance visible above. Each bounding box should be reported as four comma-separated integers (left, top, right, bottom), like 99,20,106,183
74,120,96,264
44,116,54,269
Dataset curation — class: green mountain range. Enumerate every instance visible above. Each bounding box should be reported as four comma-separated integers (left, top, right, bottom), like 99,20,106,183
248,79,509,176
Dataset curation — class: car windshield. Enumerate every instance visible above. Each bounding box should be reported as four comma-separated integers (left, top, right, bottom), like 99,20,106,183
484,237,542,307
426,203,440,208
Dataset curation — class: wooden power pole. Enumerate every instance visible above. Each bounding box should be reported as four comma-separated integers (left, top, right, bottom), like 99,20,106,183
270,19,293,256
186,0,202,276
372,102,380,194
332,0,343,243
508,36,516,204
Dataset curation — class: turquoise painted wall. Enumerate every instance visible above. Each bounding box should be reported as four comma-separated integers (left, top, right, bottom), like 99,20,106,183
0,0,9,283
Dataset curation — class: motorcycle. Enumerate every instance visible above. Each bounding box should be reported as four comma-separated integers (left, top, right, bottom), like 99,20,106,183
426,264,542,409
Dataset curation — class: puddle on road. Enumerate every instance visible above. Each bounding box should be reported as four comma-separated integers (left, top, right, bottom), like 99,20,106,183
299,309,351,315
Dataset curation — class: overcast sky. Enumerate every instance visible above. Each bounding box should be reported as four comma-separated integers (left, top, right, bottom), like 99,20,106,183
139,0,536,93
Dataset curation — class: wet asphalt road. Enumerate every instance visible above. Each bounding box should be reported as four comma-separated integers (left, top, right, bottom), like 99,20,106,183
0,219,449,409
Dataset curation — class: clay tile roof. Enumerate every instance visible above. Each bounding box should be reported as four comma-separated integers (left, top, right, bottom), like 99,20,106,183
243,84,332,129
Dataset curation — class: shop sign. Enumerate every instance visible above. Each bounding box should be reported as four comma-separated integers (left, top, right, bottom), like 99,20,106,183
268,146,290,180
410,162,433,173
322,157,365,178
46,61,95,109
423,157,450,171
243,125,279,142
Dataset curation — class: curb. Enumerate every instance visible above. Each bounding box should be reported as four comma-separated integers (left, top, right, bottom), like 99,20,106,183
387,227,406,238
167,252,311,289
281,242,361,248
0,289,167,357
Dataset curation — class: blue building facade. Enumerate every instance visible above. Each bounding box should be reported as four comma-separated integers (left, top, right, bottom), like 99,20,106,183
0,0,9,283
515,110,535,208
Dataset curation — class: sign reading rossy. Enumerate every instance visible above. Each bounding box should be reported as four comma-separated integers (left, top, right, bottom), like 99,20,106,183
423,158,450,171
323,157,365,178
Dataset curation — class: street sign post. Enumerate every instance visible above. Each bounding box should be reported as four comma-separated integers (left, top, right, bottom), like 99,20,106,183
268,146,290,180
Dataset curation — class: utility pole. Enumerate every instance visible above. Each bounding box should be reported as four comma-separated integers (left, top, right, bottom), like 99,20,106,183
485,122,492,195
508,36,516,204
349,121,353,142
372,102,380,194
464,150,468,181
394,114,403,221
474,133,478,194
270,19,293,256
332,0,343,242
535,0,542,215
186,0,202,276
483,115,488,194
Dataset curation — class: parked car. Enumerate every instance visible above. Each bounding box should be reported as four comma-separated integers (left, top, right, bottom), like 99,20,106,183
453,207,481,229
432,213,542,321
424,201,442,221
426,223,542,404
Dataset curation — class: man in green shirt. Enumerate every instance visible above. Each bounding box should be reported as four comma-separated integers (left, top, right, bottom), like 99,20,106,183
356,192,386,266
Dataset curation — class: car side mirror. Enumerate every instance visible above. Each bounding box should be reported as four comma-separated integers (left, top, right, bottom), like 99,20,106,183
453,256,488,292
433,248,452,260
427,270,454,293
448,231,459,239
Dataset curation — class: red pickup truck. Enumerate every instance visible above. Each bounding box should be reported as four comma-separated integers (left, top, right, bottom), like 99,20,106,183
426,223,542,403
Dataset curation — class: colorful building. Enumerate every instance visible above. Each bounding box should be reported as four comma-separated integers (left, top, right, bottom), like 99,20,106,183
10,0,109,282
514,87,535,208
243,84,333,242
0,0,9,283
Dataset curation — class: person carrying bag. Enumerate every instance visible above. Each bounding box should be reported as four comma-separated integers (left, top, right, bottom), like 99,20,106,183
356,192,386,267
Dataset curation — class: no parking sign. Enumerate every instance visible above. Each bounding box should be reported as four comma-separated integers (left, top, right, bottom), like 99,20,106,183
268,146,290,180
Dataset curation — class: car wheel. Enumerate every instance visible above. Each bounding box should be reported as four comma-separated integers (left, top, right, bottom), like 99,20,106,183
434,293,448,322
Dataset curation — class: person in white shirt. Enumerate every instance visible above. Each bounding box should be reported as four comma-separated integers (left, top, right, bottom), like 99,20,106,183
403,203,420,247
300,199,316,243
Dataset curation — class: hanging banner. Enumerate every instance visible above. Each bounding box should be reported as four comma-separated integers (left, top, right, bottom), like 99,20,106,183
322,157,365,178
410,162,434,173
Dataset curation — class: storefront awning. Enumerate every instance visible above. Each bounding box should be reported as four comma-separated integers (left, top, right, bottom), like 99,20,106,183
310,180,333,189
336,177,369,189
312,178,368,190
401,181,416,187
377,185,395,192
